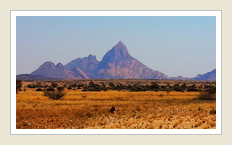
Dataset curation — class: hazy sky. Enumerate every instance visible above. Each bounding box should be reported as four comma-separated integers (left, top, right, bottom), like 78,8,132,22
16,16,216,77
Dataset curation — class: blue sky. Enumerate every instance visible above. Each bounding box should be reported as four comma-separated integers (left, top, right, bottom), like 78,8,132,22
16,16,216,77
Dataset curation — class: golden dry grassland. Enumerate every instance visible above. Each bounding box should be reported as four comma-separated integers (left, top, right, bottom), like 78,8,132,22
16,85,216,129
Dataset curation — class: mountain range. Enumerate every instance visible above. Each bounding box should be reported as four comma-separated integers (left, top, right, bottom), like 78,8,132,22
17,41,216,81
193,69,216,81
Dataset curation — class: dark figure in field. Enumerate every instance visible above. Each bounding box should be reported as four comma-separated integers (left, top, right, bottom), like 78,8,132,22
109,106,116,114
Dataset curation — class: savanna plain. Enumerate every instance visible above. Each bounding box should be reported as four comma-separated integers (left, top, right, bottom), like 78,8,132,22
16,80,216,129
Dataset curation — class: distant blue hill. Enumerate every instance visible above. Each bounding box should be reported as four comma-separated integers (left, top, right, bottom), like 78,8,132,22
16,74,60,80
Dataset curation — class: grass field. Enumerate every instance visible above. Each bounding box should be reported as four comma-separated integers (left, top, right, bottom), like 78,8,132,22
16,86,216,129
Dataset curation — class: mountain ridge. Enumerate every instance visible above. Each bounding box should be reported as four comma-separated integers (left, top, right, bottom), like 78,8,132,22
26,41,216,81
193,69,216,81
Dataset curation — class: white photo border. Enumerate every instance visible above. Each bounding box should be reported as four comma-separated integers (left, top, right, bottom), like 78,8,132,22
11,11,221,135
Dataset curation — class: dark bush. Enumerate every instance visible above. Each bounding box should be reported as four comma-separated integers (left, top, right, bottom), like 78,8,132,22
82,87,101,92
151,82,160,89
210,109,216,114
207,87,216,94
27,84,37,88
109,82,115,89
51,82,58,88
186,88,199,92
57,86,64,92
82,81,104,91
174,83,180,87
173,86,184,92
166,83,171,87
36,88,43,91
44,90,65,100
71,84,77,88
89,81,95,87
129,85,147,92
46,87,55,91
159,94,164,97
102,87,108,91
189,84,197,90
41,85,48,88
16,80,22,93
197,91,214,100
181,83,188,89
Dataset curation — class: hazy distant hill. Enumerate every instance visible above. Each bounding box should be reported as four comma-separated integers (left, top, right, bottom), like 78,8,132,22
169,69,216,81
170,75,191,80
16,74,60,80
193,69,216,81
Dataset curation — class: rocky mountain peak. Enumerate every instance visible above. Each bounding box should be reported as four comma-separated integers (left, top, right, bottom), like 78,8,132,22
95,41,168,79
98,41,131,69
29,41,170,80
111,41,130,58
37,61,56,70
88,54,97,61
42,61,55,66
56,62,63,67
115,41,126,48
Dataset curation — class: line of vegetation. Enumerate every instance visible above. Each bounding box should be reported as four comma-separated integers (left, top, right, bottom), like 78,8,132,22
18,79,216,100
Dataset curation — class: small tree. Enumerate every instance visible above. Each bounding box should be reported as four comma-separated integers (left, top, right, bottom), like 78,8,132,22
89,81,95,87
16,80,22,93
151,82,160,89
44,90,65,100
109,82,115,88
46,87,55,91
57,86,64,92
181,83,188,89
51,82,58,88
207,87,216,94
